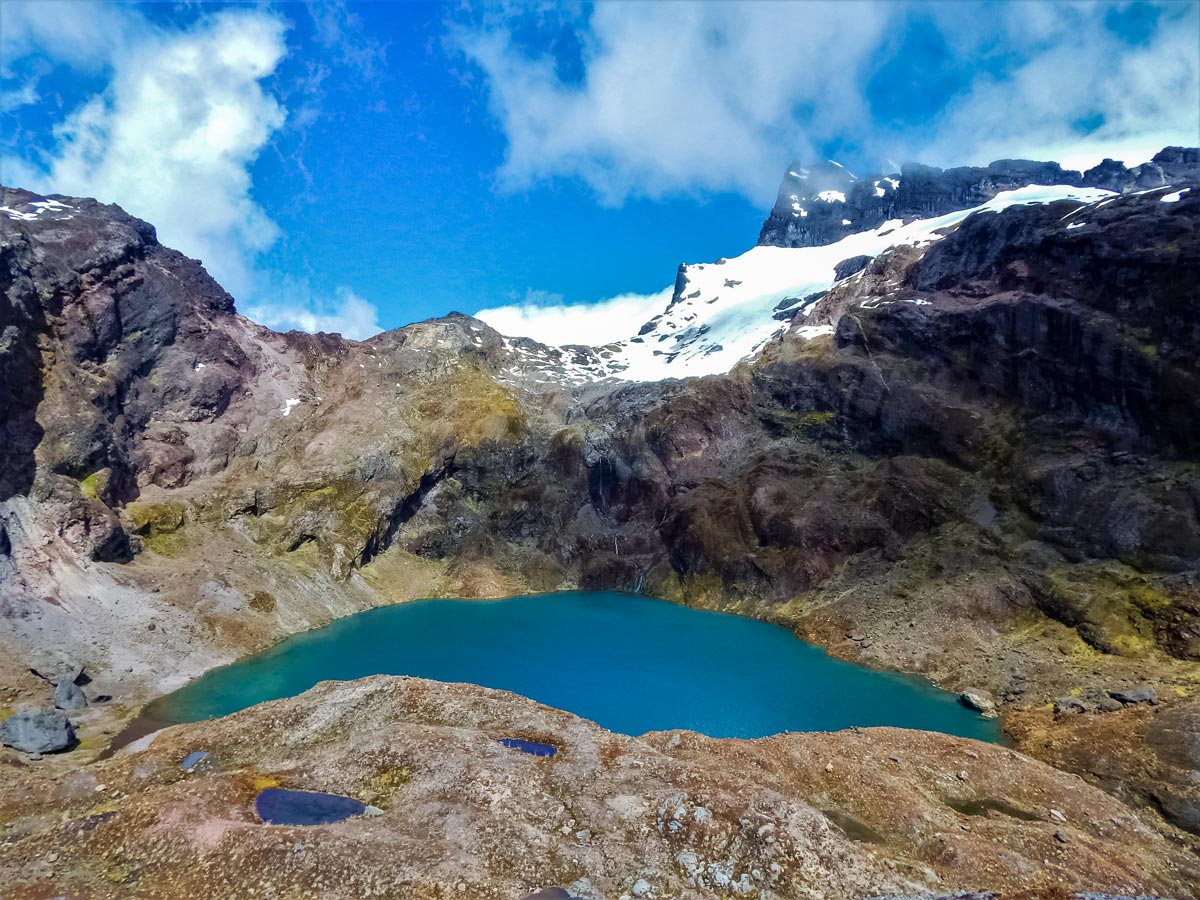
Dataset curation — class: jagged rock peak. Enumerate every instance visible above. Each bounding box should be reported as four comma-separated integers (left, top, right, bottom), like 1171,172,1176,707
758,145,1200,249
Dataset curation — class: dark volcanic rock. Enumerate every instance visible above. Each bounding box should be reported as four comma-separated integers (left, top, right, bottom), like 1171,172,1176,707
758,147,1200,249
834,255,873,280
0,708,76,753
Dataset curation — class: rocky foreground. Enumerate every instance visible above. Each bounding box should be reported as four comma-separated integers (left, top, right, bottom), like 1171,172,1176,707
1,676,1196,899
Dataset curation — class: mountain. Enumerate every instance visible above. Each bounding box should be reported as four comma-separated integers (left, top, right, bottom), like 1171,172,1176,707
758,145,1200,248
491,148,1199,383
2,150,1200,897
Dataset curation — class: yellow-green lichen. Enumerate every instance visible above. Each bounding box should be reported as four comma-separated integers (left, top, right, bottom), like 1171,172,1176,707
79,468,110,501
126,501,187,536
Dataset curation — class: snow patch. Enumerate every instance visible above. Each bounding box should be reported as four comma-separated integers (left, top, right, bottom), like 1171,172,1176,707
281,398,300,416
795,324,835,340
817,190,846,203
493,183,1116,385
0,198,76,221
1161,188,1190,203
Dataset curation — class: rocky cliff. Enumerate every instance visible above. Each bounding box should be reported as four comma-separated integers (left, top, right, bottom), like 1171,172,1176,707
1,154,1200,894
758,146,1200,248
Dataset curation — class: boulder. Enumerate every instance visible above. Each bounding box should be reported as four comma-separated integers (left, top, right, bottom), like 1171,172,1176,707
54,681,88,710
1054,697,1092,715
1109,687,1157,705
960,690,996,715
0,709,76,753
1153,791,1200,834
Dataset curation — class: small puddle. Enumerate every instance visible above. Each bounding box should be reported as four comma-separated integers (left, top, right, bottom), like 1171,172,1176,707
945,797,1040,821
180,751,210,770
820,808,886,844
255,787,366,825
498,738,557,757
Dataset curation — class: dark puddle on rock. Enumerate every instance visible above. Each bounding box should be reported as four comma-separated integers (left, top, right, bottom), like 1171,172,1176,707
255,787,366,825
945,797,1040,821
180,751,210,770
498,738,557,757
520,890,580,900
820,808,885,844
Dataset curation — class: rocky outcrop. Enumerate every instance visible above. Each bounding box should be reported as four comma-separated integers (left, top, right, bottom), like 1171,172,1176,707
758,146,1200,248
1,677,1195,899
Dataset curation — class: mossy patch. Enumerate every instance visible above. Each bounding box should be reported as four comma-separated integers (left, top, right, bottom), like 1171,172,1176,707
359,546,449,602
126,501,187,536
1040,562,1178,657
248,591,276,613
414,364,525,448
79,468,111,501
366,765,412,804
144,529,187,558
250,774,282,791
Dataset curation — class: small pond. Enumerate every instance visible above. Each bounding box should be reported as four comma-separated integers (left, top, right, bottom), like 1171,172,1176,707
131,591,999,742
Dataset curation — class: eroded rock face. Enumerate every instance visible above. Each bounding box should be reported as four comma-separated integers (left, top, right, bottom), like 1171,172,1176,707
1,677,1195,899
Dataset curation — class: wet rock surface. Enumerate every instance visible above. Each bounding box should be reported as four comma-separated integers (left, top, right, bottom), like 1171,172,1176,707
0,677,1196,899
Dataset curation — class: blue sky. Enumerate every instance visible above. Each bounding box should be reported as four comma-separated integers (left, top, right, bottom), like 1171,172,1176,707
2,1,1198,342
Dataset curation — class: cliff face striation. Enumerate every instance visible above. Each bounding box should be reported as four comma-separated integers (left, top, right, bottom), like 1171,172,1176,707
1,152,1200,891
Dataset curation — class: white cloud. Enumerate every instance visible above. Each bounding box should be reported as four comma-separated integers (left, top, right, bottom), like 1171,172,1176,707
3,7,288,300
0,0,133,74
450,2,893,205
919,2,1200,169
451,2,1199,203
244,285,383,341
476,287,672,346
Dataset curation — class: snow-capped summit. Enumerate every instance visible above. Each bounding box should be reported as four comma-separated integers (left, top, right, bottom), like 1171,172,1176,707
479,148,1200,387
758,147,1200,249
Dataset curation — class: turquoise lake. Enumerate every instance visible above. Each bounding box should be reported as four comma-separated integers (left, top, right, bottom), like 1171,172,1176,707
145,591,1000,741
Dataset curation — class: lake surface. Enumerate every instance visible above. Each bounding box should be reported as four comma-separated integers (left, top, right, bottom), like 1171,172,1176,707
139,591,999,741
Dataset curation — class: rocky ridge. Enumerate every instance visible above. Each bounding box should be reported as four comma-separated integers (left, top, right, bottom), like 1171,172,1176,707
758,146,1200,248
1,150,1199,892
